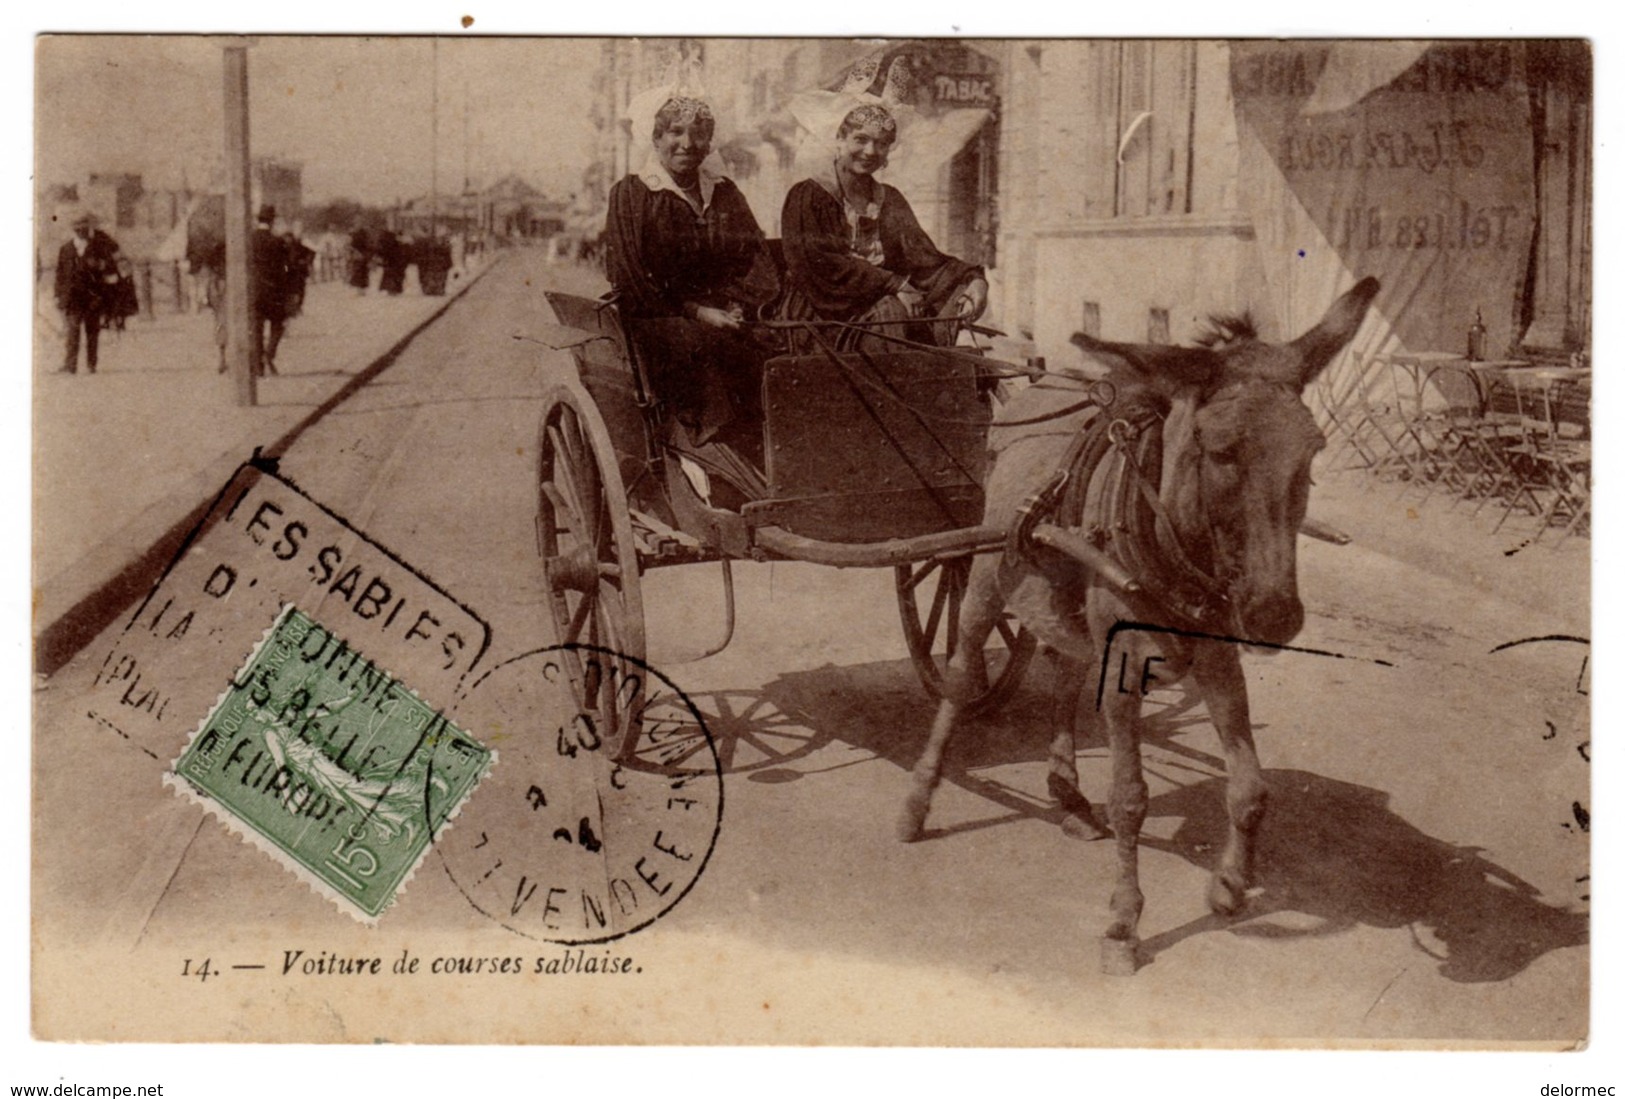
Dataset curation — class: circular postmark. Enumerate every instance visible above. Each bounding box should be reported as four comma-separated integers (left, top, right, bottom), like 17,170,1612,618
437,643,723,944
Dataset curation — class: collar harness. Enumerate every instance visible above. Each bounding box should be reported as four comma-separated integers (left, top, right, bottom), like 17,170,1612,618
1008,394,1235,629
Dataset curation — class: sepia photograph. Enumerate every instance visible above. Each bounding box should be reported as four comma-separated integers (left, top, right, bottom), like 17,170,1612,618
22,20,1599,1080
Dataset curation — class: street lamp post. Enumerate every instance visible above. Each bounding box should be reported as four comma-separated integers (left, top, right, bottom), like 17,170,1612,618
222,43,257,406
430,38,439,239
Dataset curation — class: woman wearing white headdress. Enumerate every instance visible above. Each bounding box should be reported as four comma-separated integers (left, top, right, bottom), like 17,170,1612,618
604,91,777,448
778,58,988,352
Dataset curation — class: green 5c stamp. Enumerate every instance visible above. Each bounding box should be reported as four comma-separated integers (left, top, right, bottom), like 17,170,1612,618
167,605,494,921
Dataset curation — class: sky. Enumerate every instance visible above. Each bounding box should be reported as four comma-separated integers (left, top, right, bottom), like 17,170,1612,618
36,36,604,204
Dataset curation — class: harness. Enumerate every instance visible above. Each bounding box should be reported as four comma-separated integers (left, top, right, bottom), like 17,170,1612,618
1011,399,1233,629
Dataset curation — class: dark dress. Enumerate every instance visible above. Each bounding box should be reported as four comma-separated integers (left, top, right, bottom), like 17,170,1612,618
346,230,371,290
603,168,777,444
417,237,452,295
779,174,982,352
376,231,407,295
283,235,316,315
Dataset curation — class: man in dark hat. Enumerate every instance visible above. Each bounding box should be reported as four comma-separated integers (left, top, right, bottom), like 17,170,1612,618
52,208,122,374
251,204,292,375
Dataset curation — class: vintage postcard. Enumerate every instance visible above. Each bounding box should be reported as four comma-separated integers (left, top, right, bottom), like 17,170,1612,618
29,33,1592,1061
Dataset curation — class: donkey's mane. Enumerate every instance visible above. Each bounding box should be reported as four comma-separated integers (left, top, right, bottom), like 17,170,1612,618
1193,312,1259,349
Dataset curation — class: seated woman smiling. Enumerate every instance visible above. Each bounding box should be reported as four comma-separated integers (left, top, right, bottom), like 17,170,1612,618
603,95,777,448
778,101,988,353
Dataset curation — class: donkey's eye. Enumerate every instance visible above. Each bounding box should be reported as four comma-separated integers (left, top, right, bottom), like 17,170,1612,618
1207,446,1240,467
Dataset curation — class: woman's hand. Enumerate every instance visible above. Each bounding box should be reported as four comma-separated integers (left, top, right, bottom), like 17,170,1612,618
692,304,744,330
895,281,926,316
955,278,989,322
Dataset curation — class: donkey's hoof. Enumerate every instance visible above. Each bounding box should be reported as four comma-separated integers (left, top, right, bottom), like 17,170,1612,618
1100,936,1140,976
1207,872,1247,916
1061,811,1111,842
896,791,930,843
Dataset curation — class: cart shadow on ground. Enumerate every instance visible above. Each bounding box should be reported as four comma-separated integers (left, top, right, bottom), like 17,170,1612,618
678,658,1588,984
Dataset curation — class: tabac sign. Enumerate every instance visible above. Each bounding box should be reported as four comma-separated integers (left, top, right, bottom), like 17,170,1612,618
931,72,998,107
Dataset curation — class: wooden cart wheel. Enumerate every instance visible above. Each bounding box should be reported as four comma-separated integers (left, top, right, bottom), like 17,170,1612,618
895,556,1036,716
537,381,647,758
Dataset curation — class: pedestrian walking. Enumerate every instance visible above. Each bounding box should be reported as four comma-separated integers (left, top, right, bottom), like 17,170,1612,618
186,196,228,370
252,205,292,375
377,228,407,295
282,230,316,317
346,228,372,294
418,233,453,295
52,209,122,374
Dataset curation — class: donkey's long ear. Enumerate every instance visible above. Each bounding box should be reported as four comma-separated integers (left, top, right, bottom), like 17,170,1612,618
1290,276,1380,387
1070,332,1217,394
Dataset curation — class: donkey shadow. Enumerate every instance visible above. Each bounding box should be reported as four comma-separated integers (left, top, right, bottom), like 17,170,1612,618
696,659,1586,985
1140,768,1588,983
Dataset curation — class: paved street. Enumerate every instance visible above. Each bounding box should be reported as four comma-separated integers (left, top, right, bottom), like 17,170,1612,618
33,261,491,592
33,247,1588,1046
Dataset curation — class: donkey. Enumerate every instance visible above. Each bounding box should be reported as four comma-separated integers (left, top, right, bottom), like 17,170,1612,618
897,277,1381,974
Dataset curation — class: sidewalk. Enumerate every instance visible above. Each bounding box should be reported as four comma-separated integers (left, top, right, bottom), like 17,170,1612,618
33,254,502,674
1308,464,1589,636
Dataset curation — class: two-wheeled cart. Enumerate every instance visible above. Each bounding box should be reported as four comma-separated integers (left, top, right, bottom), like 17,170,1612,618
538,290,1078,757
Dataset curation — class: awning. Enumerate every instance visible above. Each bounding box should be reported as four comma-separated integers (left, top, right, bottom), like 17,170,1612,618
1229,41,1537,375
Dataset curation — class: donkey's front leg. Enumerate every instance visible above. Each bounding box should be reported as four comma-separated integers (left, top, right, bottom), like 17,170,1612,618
1191,641,1267,916
1098,663,1150,975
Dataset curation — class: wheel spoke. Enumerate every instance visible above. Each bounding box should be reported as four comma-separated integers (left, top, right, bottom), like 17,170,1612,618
562,590,594,645
592,478,613,559
945,570,962,662
569,416,607,553
546,425,591,529
922,569,950,647
540,482,574,530
994,618,1018,651
901,558,943,594
595,578,623,647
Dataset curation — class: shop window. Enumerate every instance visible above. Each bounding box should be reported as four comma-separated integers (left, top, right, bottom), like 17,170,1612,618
1147,307,1171,344
1114,41,1198,218
1520,41,1591,357
1080,301,1101,338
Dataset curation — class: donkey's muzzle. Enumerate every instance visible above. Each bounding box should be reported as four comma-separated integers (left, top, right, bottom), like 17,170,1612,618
1238,592,1304,648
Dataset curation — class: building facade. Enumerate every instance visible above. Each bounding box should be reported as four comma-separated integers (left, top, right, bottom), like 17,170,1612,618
585,38,1590,376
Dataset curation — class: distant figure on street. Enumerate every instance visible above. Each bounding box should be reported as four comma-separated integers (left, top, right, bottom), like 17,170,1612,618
282,230,317,317
418,233,453,295
107,254,140,332
346,228,372,294
376,229,407,295
186,196,229,369
252,205,292,375
53,209,123,374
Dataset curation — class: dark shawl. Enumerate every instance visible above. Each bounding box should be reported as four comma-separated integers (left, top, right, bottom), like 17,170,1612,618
780,176,982,321
604,171,777,319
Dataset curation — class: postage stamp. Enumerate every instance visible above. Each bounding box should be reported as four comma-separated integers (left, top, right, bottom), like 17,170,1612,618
167,605,494,921
439,644,723,944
